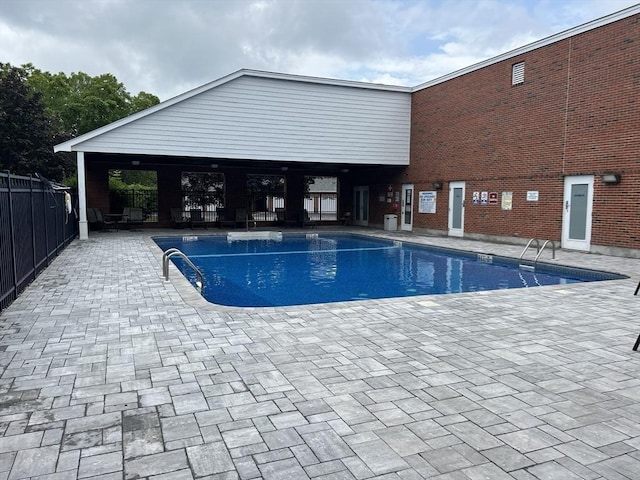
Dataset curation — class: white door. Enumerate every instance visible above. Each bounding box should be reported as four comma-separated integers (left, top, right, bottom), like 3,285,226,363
401,184,413,231
448,182,465,237
353,186,369,226
562,176,594,251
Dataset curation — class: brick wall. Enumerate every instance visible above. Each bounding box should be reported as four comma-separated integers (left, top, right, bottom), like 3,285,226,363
408,15,640,250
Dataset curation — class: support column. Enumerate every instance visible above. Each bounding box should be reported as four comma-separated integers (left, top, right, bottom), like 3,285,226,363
77,151,89,240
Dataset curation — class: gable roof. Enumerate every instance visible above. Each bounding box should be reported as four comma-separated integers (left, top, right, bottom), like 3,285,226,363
54,70,411,154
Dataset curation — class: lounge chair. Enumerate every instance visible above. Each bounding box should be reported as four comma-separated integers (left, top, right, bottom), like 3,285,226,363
93,208,116,231
216,208,235,229
340,211,352,225
170,208,191,229
298,209,317,228
190,209,207,229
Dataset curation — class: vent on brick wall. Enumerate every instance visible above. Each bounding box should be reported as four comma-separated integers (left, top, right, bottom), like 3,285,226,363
512,62,525,85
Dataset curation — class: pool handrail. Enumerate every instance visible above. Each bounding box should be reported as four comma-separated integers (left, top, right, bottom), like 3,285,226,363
162,248,204,290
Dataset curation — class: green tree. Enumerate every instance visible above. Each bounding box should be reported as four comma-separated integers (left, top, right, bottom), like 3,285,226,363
182,172,224,210
23,63,160,136
1,62,160,181
247,174,285,211
0,63,73,180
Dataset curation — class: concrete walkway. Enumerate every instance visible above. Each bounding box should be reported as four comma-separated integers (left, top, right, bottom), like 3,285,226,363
1,229,639,480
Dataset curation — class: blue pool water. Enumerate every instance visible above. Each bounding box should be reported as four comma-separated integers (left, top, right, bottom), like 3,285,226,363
154,233,621,307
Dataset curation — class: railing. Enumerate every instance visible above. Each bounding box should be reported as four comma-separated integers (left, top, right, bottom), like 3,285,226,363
0,172,78,312
110,189,158,222
162,248,203,290
519,238,556,270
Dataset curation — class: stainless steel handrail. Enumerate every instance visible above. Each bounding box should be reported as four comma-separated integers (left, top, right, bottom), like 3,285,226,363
519,238,540,260
162,248,204,290
534,239,556,264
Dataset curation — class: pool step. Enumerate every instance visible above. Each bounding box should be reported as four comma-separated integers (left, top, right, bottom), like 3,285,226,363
227,231,283,242
519,264,536,272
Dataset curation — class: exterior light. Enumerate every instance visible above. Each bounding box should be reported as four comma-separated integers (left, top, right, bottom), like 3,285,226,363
131,160,140,166
601,173,620,184
210,164,218,169
433,181,443,190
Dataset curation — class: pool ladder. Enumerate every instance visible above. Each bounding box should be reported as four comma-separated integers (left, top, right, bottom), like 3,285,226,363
519,238,556,271
162,248,204,291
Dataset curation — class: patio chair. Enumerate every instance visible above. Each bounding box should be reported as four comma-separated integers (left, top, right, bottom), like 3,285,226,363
274,208,288,227
235,208,248,228
93,208,116,231
340,211,352,225
125,207,144,230
190,209,207,229
298,209,317,228
275,208,296,228
114,207,132,229
216,208,235,229
86,208,99,230
170,208,191,229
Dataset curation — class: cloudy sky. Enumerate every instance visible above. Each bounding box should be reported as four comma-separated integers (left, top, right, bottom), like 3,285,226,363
1,0,638,101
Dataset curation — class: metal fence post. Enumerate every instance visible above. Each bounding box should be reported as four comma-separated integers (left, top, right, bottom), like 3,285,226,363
6,172,18,304
30,175,37,279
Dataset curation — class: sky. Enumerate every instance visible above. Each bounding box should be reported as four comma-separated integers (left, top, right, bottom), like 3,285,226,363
1,0,638,101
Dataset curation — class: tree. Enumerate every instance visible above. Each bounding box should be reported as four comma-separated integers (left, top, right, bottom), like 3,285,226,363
0,63,74,180
247,174,285,211
0,62,160,182
182,172,225,209
25,66,160,136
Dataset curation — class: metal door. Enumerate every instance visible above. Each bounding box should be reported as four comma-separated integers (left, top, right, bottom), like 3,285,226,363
562,176,593,251
353,186,369,226
401,184,413,231
448,181,465,237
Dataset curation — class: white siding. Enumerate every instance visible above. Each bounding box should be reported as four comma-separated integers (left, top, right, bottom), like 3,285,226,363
73,75,411,165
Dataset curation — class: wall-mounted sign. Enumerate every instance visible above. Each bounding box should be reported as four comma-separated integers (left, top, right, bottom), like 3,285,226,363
394,192,400,202
527,191,539,201
472,192,479,204
418,191,437,213
489,192,498,204
481,191,488,205
502,191,513,210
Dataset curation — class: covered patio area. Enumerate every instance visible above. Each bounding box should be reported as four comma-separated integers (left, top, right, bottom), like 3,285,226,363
54,70,412,239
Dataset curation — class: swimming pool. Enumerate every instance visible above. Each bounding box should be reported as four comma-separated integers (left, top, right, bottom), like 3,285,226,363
154,233,625,307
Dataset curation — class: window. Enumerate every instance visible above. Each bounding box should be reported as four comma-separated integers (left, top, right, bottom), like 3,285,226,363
512,62,525,85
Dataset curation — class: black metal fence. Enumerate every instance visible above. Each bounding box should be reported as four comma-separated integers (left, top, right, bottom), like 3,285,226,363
109,189,158,222
0,172,78,312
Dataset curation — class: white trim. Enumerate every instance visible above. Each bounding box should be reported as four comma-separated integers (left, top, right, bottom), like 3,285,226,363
413,5,640,92
54,69,411,153
77,152,89,240
401,184,413,231
512,62,525,85
448,181,465,237
562,175,594,251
